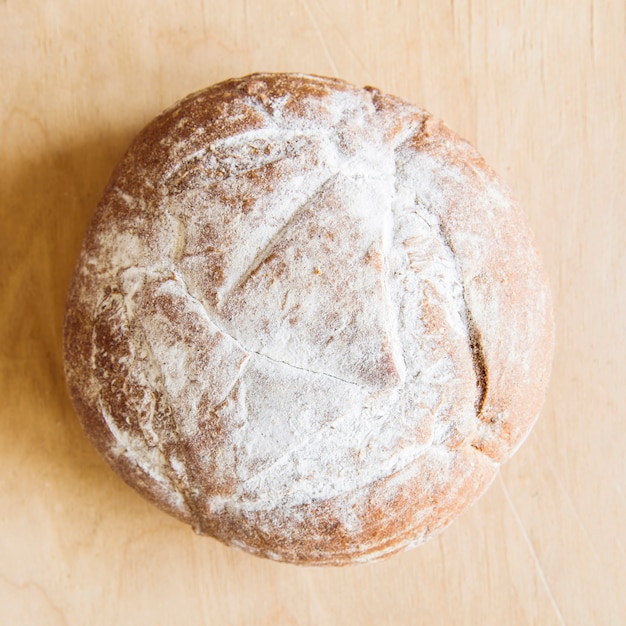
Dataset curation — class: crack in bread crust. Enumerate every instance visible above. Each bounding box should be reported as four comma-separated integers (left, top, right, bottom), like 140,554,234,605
171,269,361,388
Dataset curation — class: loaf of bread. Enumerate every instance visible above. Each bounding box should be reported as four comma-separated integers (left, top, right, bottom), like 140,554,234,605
63,73,554,565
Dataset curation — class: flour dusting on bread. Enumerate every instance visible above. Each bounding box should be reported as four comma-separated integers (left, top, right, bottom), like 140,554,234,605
63,74,554,564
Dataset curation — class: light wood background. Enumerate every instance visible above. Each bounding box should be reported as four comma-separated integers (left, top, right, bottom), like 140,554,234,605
1,1,624,624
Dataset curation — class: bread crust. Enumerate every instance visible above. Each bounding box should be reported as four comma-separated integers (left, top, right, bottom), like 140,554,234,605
63,73,554,565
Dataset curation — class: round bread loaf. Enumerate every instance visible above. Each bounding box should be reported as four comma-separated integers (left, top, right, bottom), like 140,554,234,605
63,73,554,565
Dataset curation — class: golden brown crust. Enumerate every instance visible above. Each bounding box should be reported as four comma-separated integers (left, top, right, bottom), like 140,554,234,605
63,73,554,565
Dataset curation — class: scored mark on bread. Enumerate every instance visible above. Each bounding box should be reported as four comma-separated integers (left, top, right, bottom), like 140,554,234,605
217,172,339,305
421,214,488,419
92,284,206,525
162,129,315,192
466,312,488,415
393,144,489,421
222,409,360,504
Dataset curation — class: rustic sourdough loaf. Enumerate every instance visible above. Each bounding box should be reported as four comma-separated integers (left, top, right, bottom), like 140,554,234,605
63,73,554,565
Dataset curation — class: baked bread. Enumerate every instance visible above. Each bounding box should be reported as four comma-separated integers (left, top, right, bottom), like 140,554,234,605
63,73,554,565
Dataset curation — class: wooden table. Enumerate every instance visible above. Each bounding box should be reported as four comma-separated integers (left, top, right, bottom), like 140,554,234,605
1,1,624,624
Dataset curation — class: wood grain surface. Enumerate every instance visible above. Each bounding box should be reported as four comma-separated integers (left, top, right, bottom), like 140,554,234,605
1,1,624,624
